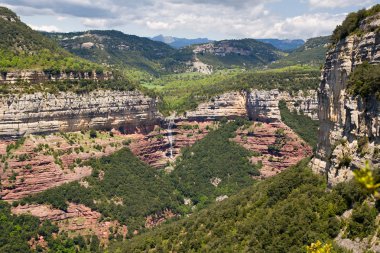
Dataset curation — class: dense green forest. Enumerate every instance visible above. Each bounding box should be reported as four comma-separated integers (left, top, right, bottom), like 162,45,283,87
0,7,102,73
171,120,260,205
279,100,319,149
0,201,93,253
109,159,377,253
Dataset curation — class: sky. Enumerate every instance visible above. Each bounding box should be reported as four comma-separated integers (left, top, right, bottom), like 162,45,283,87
0,0,378,40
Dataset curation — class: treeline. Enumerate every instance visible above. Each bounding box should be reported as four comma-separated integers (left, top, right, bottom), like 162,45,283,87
331,4,380,44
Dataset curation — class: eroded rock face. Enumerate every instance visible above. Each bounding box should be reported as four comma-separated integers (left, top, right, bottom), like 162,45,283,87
0,70,112,84
233,121,312,178
0,131,135,201
0,90,159,138
311,14,380,185
12,203,127,244
185,91,247,120
185,90,318,122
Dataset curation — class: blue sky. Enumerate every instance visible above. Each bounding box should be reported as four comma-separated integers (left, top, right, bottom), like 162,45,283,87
0,0,378,40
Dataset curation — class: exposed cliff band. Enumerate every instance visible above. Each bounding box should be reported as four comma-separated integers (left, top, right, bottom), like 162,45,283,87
311,13,380,185
0,90,160,138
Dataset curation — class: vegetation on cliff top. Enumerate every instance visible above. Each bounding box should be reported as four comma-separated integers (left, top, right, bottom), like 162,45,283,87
147,66,320,115
331,4,380,44
348,62,380,99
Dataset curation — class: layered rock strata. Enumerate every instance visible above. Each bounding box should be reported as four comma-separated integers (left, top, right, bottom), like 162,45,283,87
0,90,159,138
311,14,380,185
0,70,112,84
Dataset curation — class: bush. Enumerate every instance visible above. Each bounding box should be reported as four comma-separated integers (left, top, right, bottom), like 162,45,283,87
89,129,97,139
347,203,377,239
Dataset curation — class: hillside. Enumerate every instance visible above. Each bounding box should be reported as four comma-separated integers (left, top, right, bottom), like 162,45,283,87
257,38,305,51
270,36,331,68
193,39,283,69
110,159,374,252
0,7,100,73
45,30,191,75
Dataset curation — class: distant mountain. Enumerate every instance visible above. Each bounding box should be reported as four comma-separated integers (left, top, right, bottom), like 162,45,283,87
152,35,213,48
256,39,305,51
192,39,283,69
45,30,192,75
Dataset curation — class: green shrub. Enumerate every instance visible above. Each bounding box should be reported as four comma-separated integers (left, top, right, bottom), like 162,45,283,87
347,203,377,239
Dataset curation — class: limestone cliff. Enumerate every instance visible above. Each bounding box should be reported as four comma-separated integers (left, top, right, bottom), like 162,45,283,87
0,70,112,84
185,90,318,122
0,90,159,138
311,14,380,185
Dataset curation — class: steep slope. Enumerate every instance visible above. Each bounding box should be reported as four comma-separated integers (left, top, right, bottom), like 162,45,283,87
257,38,305,51
0,7,100,74
311,5,380,186
46,30,191,75
110,159,373,252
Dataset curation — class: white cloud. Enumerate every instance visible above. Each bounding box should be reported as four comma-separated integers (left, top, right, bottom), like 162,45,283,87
29,24,60,32
146,21,175,30
308,0,374,9
262,13,346,39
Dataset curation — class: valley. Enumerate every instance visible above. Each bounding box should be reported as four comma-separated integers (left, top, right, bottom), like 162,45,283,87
0,4,379,253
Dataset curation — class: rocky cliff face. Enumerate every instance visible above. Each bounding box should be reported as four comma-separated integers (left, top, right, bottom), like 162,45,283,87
185,90,318,122
0,70,112,84
0,90,159,138
311,14,380,185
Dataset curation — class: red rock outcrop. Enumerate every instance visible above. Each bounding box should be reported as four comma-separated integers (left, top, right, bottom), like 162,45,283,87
12,203,127,244
233,122,312,178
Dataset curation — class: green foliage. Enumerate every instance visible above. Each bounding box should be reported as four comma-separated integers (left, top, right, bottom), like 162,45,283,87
24,148,182,232
171,120,260,203
278,100,319,149
347,203,377,239
89,129,97,139
45,30,189,76
271,36,330,68
150,68,320,115
348,62,380,99
110,160,354,253
0,201,83,252
0,7,103,73
331,5,380,44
